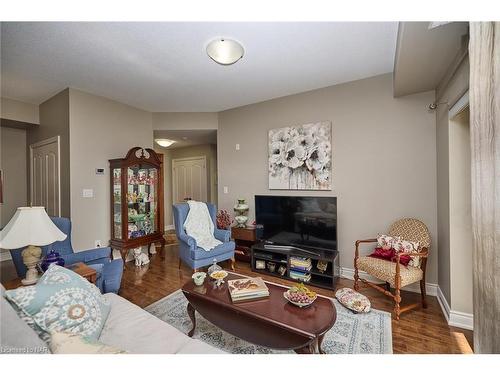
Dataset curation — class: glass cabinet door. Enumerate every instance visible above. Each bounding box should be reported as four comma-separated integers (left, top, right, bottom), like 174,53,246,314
112,168,122,239
126,164,157,239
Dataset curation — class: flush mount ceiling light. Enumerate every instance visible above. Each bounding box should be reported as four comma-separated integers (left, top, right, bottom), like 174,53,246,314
206,38,244,65
155,139,176,148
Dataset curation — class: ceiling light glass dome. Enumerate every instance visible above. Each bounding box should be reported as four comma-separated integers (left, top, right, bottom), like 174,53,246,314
155,139,176,148
206,38,244,65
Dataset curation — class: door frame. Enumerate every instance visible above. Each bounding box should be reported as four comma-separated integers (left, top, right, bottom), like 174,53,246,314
29,135,61,216
172,155,207,203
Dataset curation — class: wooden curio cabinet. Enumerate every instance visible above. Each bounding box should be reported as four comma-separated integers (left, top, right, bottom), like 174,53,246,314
109,147,165,260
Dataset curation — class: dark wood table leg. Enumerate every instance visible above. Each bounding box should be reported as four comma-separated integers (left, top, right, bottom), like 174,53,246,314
318,334,326,354
294,340,316,354
160,239,166,259
187,302,196,337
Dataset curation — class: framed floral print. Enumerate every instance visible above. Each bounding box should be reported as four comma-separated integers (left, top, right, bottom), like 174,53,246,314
268,121,332,190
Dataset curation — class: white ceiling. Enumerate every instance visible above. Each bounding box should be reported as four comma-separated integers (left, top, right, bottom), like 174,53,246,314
393,22,469,97
153,129,217,149
1,22,398,112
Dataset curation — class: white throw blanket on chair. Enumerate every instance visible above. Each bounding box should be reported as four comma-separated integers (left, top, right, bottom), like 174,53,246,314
184,200,222,251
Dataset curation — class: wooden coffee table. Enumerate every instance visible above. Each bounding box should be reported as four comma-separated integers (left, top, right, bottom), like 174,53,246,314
181,272,336,354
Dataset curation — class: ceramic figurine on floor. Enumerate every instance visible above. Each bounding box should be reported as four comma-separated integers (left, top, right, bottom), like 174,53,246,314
133,247,150,267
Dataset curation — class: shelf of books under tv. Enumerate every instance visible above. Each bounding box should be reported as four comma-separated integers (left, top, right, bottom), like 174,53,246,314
250,241,340,290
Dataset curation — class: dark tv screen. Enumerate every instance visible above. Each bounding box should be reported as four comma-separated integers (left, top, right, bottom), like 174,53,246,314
255,195,337,251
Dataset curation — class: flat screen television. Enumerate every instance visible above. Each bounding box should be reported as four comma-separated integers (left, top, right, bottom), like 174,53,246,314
255,195,337,252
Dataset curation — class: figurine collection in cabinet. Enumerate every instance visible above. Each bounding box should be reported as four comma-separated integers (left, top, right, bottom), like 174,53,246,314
109,147,165,260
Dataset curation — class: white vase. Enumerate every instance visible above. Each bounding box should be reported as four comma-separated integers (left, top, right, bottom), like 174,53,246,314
234,199,249,228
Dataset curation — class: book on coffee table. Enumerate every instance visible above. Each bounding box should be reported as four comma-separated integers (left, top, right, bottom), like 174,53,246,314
228,277,269,302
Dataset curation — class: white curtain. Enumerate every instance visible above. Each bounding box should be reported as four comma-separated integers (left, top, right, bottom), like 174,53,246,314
469,22,500,354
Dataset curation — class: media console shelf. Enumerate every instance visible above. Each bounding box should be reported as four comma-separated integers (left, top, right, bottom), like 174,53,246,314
250,242,340,290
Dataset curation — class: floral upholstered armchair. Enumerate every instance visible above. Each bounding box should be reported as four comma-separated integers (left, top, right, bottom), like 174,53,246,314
354,218,431,320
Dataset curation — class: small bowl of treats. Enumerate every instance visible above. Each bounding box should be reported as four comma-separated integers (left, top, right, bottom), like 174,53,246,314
210,270,228,286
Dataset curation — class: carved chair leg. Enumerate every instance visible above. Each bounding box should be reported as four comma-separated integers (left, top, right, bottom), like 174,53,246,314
420,279,428,308
353,264,360,291
230,257,235,271
394,272,401,320
394,287,401,320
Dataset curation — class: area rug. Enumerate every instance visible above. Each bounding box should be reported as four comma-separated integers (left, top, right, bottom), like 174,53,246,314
145,289,392,354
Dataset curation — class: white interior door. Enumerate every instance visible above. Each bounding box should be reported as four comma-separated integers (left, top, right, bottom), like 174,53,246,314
172,156,207,203
30,136,61,216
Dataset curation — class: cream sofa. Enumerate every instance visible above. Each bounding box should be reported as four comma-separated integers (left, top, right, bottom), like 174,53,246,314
0,285,222,354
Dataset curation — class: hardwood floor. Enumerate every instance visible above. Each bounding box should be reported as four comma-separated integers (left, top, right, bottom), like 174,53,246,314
120,244,473,354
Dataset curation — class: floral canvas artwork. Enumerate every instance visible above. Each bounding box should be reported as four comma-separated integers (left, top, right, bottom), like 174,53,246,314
268,121,332,190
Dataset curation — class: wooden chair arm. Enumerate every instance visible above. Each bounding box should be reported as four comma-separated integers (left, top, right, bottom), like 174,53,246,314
393,248,428,262
409,247,429,258
354,238,377,257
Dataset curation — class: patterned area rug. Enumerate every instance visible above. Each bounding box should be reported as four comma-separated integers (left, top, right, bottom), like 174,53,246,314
145,289,392,354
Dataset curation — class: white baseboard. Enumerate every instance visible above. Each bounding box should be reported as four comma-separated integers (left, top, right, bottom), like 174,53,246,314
437,286,474,330
340,267,438,296
0,250,12,262
165,224,175,231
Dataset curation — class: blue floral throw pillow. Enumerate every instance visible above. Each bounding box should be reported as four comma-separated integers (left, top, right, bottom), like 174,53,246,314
5,264,110,342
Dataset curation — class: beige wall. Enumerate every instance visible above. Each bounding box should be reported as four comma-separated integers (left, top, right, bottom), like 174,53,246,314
218,73,438,283
0,127,28,226
155,143,217,227
449,107,473,314
69,89,153,251
435,56,469,306
28,89,71,217
1,97,39,124
153,112,218,130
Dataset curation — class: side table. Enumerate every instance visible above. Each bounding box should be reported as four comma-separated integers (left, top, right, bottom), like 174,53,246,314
231,227,259,262
3,262,97,290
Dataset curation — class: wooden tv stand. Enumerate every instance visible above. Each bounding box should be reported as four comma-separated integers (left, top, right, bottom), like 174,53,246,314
250,241,339,290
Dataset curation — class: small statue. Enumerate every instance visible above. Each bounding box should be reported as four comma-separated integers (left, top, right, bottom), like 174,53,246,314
133,247,150,267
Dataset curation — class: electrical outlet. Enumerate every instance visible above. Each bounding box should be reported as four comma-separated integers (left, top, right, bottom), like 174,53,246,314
95,240,102,248
223,186,229,194
235,143,240,150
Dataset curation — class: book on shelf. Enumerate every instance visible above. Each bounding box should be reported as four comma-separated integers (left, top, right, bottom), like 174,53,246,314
228,277,269,302
290,256,312,268
290,265,312,272
290,270,312,282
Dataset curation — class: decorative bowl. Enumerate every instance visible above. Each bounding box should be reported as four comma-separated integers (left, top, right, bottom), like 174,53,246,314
283,290,317,308
129,214,146,222
210,270,228,281
192,272,207,286
210,270,228,286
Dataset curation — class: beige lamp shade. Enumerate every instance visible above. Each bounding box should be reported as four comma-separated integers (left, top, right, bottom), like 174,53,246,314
0,207,67,249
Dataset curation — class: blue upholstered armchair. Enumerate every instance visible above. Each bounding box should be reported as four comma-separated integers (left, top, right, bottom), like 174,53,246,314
173,203,235,271
9,217,123,294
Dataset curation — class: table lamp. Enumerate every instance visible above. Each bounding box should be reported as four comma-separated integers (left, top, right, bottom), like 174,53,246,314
0,207,67,285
